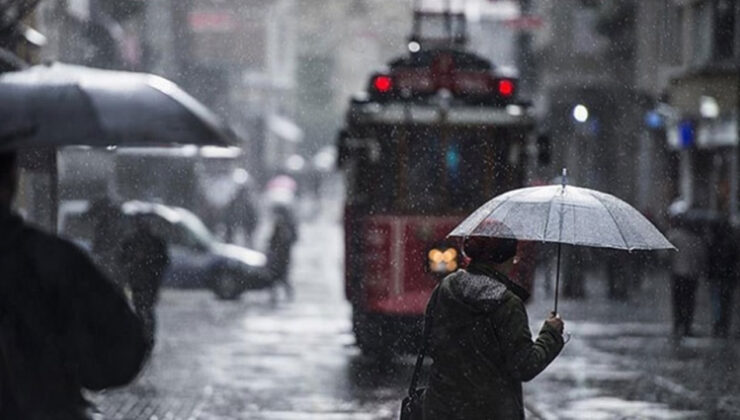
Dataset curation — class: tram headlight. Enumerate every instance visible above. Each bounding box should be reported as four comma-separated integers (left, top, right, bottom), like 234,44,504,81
428,247,459,274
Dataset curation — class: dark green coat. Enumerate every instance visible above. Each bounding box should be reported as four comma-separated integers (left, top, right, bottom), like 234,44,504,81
423,266,563,420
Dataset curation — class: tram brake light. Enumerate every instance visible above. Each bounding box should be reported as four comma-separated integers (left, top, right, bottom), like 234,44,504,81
372,75,393,93
497,79,515,97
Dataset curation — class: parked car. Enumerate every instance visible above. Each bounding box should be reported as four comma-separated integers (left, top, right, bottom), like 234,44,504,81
60,199,271,300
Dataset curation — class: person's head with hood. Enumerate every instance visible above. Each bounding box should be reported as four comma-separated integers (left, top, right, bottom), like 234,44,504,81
0,151,17,210
462,222,529,300
464,236,518,272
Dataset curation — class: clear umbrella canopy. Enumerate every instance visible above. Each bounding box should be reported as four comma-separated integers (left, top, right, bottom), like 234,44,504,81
449,184,675,251
449,181,675,313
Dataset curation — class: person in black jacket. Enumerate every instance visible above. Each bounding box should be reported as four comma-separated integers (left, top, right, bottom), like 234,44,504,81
706,218,739,338
0,151,148,419
120,215,170,351
267,204,298,302
423,235,564,420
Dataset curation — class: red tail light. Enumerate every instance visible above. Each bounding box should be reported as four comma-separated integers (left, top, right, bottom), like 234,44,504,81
373,75,393,93
497,79,514,97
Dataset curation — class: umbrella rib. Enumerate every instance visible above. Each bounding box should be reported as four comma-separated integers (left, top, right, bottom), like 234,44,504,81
543,188,557,242
570,195,577,244
592,192,630,250
469,193,517,236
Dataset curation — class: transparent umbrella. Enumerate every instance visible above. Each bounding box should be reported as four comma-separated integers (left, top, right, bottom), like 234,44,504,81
448,169,675,313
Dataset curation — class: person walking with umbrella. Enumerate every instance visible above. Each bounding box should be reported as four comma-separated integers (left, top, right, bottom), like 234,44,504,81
88,195,126,286
403,171,675,419
422,227,564,419
0,63,236,418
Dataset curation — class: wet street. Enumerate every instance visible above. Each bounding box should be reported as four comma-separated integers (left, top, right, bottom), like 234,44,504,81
95,198,410,419
4,1,740,419
95,197,740,420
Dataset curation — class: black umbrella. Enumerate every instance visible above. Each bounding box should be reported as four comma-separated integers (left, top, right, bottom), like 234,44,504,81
0,62,238,149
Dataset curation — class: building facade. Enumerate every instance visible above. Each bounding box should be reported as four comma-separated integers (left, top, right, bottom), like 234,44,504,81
654,0,739,222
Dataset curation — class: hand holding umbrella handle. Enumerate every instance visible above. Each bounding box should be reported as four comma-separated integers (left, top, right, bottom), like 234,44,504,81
546,311,570,344
546,311,564,334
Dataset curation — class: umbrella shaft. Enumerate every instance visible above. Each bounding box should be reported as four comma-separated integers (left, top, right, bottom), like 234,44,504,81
554,242,561,314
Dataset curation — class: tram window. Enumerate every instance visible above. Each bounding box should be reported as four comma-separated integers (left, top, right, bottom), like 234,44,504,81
346,136,397,213
446,134,488,211
407,128,443,211
417,14,466,43
344,126,524,215
404,128,497,213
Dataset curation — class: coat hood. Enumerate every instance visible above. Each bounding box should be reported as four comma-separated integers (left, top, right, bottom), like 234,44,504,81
0,208,23,252
436,269,509,323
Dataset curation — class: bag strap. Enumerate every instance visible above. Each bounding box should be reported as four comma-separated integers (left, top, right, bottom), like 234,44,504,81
407,285,440,397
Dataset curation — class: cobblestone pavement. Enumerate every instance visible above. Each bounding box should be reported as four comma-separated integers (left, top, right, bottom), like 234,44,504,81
94,199,740,420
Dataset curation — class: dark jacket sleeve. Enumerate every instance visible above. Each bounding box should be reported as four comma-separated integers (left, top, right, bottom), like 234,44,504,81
495,295,563,382
62,244,148,390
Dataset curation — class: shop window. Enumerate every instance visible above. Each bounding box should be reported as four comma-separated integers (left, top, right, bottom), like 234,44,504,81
660,2,683,66
571,8,608,56
692,150,714,209
686,0,740,66
713,0,736,60
691,1,713,66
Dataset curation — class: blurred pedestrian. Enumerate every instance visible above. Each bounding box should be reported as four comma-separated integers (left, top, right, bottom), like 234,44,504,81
706,218,739,338
666,213,706,337
0,151,147,419
605,249,631,300
88,195,125,285
119,216,170,350
422,233,564,420
267,204,298,302
561,246,586,299
225,184,258,246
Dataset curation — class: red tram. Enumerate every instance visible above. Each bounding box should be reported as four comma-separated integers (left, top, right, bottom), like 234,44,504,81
337,11,537,354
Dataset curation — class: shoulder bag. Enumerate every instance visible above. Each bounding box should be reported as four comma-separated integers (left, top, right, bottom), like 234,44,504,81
399,286,439,420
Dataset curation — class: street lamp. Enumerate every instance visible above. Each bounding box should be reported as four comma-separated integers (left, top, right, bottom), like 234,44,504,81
572,104,589,123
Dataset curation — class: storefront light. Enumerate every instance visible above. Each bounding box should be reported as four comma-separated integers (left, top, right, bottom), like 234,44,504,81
700,96,719,119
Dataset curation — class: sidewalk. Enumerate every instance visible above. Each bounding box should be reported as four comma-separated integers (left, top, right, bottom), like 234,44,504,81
522,266,740,419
